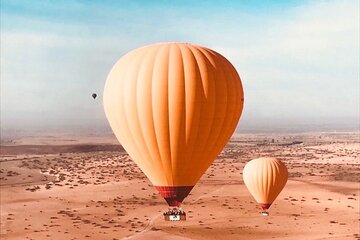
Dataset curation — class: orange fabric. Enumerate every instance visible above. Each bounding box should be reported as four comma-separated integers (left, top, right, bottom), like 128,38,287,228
103,42,244,186
243,157,288,205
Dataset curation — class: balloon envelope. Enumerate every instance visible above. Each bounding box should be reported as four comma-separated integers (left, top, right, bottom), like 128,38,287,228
243,157,288,210
103,42,244,206
92,93,97,99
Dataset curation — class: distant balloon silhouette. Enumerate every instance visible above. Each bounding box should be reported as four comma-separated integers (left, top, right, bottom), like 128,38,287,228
243,157,288,216
92,93,97,99
103,42,244,207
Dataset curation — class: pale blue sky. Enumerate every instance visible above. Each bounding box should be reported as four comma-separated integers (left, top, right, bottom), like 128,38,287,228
1,0,359,133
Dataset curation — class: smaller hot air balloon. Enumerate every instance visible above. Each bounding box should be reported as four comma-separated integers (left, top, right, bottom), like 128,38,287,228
243,157,288,216
92,93,97,99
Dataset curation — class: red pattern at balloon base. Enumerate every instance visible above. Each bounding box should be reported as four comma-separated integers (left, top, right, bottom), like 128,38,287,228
155,186,194,207
259,203,272,210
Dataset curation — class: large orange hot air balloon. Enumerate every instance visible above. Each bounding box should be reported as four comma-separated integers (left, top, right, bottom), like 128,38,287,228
103,42,244,208
243,157,288,215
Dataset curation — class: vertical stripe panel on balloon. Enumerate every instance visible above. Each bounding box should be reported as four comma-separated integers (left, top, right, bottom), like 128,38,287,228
168,44,186,185
182,45,204,167
250,162,260,203
123,50,153,174
152,45,173,185
250,162,258,203
195,51,228,177
226,60,244,134
270,161,278,202
103,57,127,147
136,45,165,185
193,48,218,161
109,51,151,177
266,160,272,203
275,161,283,202
186,46,216,182
259,160,266,203
208,54,239,164
179,45,202,183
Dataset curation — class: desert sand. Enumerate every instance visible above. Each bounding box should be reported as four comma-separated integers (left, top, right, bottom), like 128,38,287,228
1,132,359,240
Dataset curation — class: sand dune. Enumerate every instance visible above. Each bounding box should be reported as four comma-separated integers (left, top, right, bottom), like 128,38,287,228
1,132,359,239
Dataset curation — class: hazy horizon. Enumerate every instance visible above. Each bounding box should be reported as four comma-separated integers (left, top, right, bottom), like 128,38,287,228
1,115,359,138
1,0,359,136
